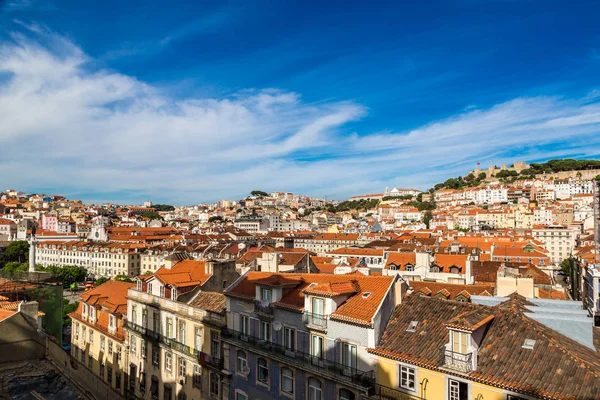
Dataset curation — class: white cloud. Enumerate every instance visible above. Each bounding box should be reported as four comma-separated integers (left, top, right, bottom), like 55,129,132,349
1,28,600,204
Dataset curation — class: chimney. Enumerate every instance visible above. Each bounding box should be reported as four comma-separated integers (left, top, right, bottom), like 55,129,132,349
18,301,40,328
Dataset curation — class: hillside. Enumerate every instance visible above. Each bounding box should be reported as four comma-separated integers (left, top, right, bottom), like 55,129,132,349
432,159,600,191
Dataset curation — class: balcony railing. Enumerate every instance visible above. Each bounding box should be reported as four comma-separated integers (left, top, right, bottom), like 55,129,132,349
164,337,196,357
201,353,224,370
124,321,160,341
303,312,328,330
440,348,473,373
223,329,374,387
254,300,274,318
368,383,424,400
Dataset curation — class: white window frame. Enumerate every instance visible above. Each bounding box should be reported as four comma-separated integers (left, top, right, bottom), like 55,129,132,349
308,376,323,400
165,352,173,372
236,350,248,374
280,367,294,397
283,326,296,351
257,357,269,386
398,364,416,391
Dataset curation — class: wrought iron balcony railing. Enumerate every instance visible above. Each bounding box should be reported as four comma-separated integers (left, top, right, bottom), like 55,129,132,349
440,348,473,373
223,329,374,387
303,312,328,330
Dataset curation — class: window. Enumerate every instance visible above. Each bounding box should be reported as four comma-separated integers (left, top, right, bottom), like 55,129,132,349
166,318,173,338
115,371,122,391
193,365,202,389
211,332,220,357
152,345,160,366
117,345,122,362
132,305,137,324
176,356,187,378
109,314,116,330
141,339,147,359
260,321,271,342
311,334,324,359
209,372,219,396
74,323,79,340
100,335,105,351
399,365,416,391
160,286,165,298
452,331,468,354
107,365,113,384
165,352,173,372
99,361,104,379
237,350,247,373
240,315,249,336
281,367,294,395
236,391,248,400
89,329,94,344
194,327,202,352
257,358,269,385
108,340,113,355
308,377,322,400
82,326,86,342
151,376,159,399
153,312,160,332
339,388,355,400
261,288,271,302
341,342,357,373
142,308,148,327
88,352,93,369
284,327,296,351
83,303,88,316
448,379,468,400
312,297,324,316
163,384,172,400
178,321,186,344
129,364,137,391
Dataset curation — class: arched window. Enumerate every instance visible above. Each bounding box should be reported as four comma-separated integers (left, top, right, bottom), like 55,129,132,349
308,377,322,400
389,263,397,271
236,350,247,373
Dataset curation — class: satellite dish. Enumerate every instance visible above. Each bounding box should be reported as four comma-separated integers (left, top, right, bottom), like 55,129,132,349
273,321,282,331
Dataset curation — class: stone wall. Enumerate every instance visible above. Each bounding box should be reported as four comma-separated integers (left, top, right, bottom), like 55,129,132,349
0,313,46,364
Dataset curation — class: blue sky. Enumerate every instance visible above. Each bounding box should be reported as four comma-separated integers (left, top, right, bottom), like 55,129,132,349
1,0,600,204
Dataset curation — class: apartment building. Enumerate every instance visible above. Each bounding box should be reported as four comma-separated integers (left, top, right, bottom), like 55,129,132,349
293,233,360,254
532,224,575,264
222,271,403,400
69,281,135,396
368,293,600,399
35,240,143,278
384,252,473,284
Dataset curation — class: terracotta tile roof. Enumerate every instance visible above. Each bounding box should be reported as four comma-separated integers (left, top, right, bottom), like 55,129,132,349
302,281,359,297
187,292,227,315
433,254,468,270
385,252,417,270
313,233,359,241
80,280,134,314
409,281,494,301
369,294,600,399
472,261,551,285
153,260,211,288
445,309,495,331
328,247,384,257
0,308,15,322
537,287,568,300
225,272,395,327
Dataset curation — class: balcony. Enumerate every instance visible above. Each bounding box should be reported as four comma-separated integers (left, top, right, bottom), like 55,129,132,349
223,329,374,388
368,384,424,400
303,312,328,331
199,353,224,370
163,337,196,357
124,321,160,342
254,300,274,320
440,348,473,373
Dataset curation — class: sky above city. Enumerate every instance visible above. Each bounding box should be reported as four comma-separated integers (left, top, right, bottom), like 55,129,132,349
1,0,600,205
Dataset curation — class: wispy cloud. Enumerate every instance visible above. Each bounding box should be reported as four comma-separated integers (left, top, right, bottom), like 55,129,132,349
3,0,55,11
1,27,600,204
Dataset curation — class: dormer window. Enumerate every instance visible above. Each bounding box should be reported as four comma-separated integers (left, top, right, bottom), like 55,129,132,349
405,264,414,272
261,288,271,303
148,283,153,294
171,288,177,301
109,314,116,330
89,306,96,322
137,280,142,291
430,265,440,273
82,303,88,317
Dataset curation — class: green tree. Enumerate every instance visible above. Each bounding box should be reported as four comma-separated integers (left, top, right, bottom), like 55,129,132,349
114,274,133,283
251,190,269,197
209,216,224,223
153,204,175,212
38,265,87,286
63,299,79,326
3,241,29,264
95,276,109,286
141,211,162,220
423,210,433,229
560,258,571,276
2,261,28,272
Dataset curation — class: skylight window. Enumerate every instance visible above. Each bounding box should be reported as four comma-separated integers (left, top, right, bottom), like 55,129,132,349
522,339,536,349
406,321,419,332
362,292,372,298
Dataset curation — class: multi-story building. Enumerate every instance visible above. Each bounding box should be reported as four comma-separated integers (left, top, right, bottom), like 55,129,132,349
294,233,360,254
476,186,508,205
548,178,593,199
532,224,575,264
125,285,228,400
368,293,600,399
0,217,17,240
69,280,135,397
222,271,404,400
35,240,143,278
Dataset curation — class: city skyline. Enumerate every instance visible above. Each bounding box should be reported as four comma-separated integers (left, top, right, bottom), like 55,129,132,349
2,1,600,204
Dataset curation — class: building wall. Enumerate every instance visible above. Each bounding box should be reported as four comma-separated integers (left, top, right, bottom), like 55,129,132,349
0,313,46,364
